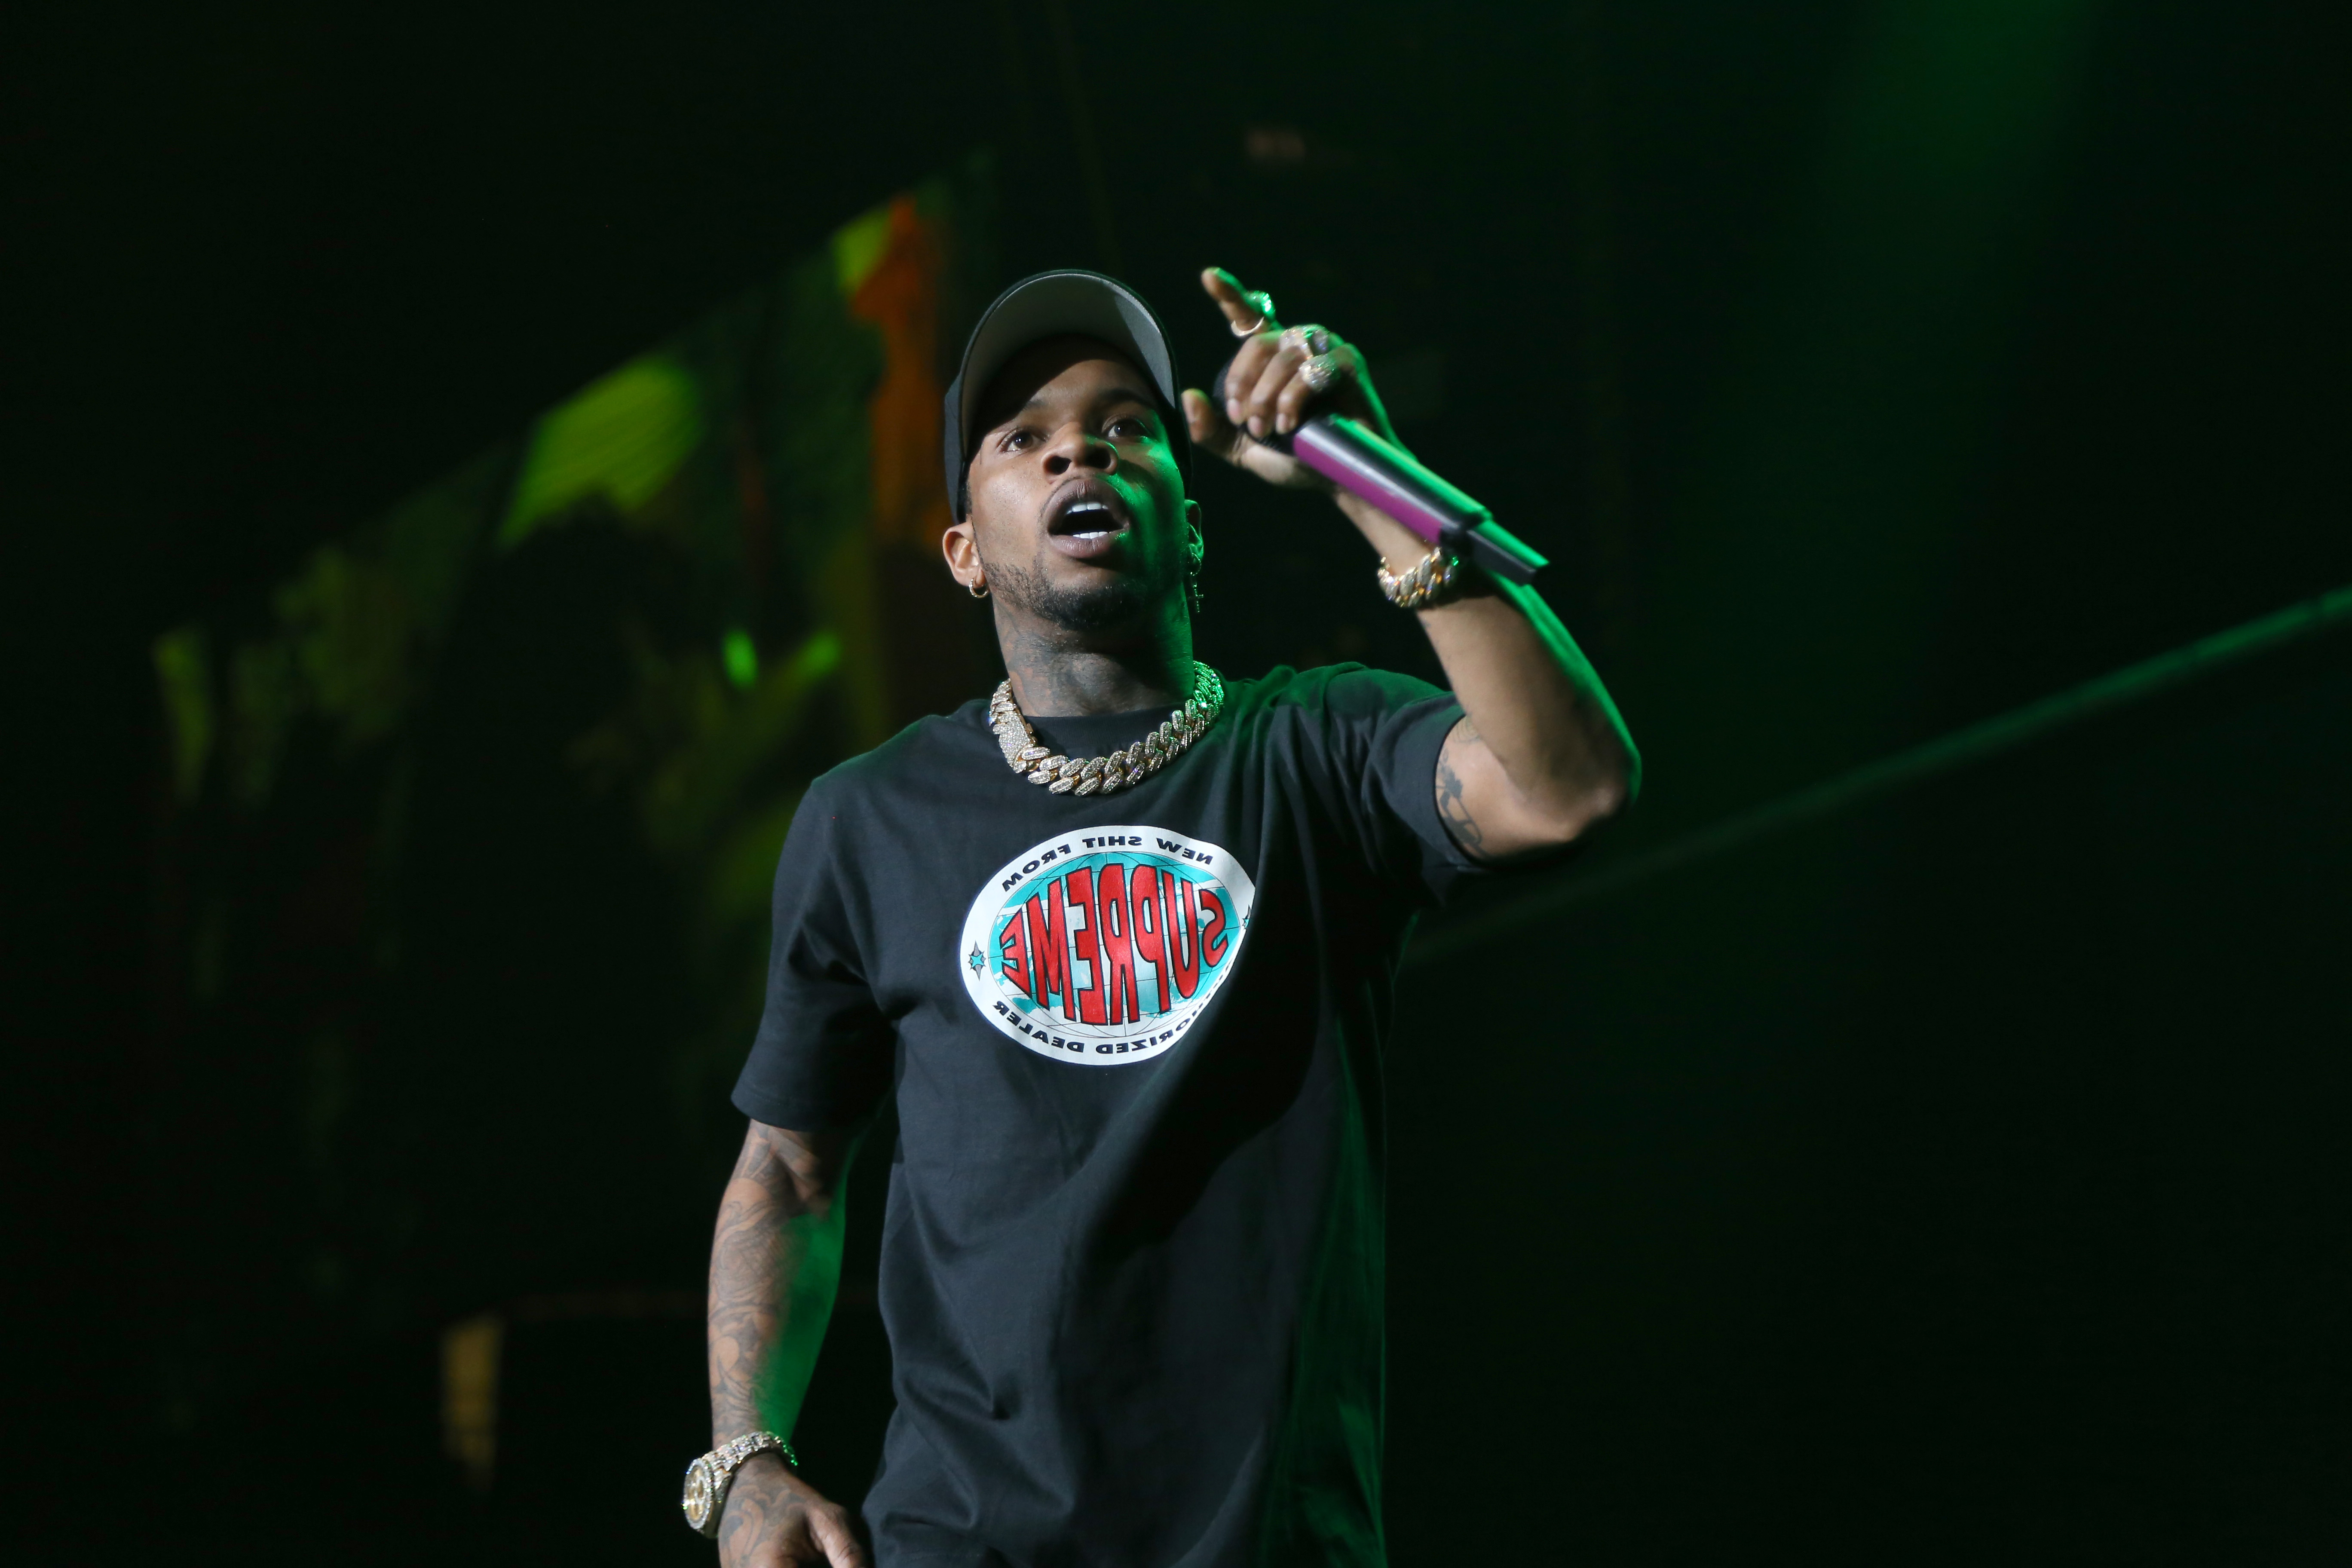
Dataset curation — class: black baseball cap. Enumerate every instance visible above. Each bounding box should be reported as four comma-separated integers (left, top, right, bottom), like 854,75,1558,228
942,270,1191,518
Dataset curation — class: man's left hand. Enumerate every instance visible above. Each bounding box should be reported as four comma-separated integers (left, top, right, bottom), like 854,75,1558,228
1182,267,1401,491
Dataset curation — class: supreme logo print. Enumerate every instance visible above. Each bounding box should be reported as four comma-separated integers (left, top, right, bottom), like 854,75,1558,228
958,827,1256,1066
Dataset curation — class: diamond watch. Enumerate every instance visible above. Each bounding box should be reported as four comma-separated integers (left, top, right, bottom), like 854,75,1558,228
681,1430,799,1537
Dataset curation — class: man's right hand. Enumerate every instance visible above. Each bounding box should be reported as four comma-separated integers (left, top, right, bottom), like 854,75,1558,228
718,1453,868,1568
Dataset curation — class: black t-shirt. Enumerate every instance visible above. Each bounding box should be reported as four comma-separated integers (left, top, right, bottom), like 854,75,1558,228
733,663,1483,1568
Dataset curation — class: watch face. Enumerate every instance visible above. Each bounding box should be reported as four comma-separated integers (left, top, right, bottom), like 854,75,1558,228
682,1455,719,1534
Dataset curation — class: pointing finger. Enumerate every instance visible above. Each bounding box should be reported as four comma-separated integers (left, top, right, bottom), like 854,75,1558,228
1200,266,1279,336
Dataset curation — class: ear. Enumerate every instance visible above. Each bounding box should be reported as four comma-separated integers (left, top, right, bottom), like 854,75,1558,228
943,514,983,590
1185,499,1205,564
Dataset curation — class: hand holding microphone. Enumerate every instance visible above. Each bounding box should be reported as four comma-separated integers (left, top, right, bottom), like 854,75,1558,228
1181,267,1545,585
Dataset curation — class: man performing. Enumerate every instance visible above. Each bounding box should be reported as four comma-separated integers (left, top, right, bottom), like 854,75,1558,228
688,266,1638,1567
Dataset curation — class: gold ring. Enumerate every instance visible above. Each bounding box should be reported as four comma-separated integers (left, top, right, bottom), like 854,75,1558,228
1229,290,1277,337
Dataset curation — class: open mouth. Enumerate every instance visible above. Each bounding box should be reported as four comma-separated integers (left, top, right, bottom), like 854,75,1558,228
1044,483,1135,560
1057,500,1121,540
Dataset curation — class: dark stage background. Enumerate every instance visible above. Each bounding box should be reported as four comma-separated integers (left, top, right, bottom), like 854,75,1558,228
10,1,2350,1561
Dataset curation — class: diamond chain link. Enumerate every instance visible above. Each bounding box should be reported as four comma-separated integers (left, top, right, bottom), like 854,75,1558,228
990,664,1224,796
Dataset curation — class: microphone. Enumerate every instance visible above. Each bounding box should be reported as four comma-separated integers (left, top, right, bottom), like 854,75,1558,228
1208,359,1547,585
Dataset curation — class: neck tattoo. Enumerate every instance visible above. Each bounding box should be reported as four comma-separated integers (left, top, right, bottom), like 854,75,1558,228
989,663,1225,796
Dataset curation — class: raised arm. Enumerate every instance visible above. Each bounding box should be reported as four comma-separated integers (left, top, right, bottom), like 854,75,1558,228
1182,267,1639,860
1391,562,1633,860
707,1120,867,1568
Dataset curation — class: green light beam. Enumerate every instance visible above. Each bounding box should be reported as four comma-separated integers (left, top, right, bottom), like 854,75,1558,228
1410,581,2352,965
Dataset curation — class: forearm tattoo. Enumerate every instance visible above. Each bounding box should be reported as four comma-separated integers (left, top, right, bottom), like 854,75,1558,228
707,1127,792,1440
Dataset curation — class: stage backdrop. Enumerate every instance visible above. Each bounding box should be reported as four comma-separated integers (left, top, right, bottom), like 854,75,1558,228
145,161,995,1547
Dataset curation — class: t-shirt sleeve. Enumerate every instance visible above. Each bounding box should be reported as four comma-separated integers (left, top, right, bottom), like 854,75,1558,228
1314,665,1494,905
731,780,896,1130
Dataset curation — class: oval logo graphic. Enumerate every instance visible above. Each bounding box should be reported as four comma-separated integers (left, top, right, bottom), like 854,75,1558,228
959,826,1256,1066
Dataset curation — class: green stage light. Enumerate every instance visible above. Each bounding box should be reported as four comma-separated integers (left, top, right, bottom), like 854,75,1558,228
723,628,760,690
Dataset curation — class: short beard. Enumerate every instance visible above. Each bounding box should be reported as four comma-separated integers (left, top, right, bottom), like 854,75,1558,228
984,549,1175,635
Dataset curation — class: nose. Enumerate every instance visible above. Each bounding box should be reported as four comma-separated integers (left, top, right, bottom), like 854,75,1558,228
1042,422,1115,478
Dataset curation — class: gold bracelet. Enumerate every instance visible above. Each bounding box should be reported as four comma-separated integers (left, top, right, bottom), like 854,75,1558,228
1375,545,1468,609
